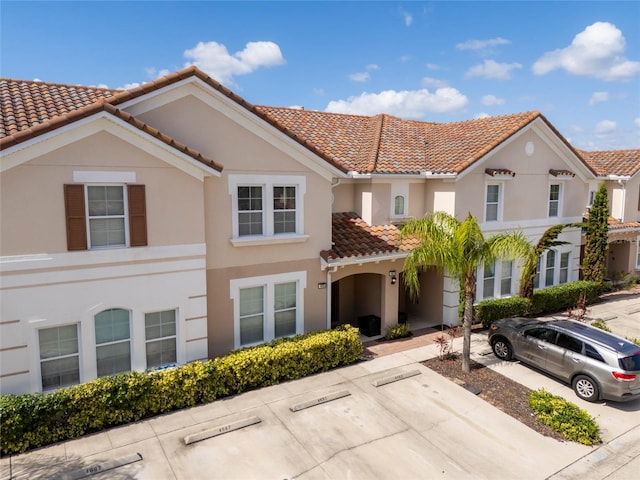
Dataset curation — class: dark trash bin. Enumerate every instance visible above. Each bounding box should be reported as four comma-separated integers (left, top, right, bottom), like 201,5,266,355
357,315,381,337
398,312,407,324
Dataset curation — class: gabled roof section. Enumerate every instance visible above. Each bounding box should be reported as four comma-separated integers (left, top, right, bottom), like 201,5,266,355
321,212,420,264
0,99,223,173
578,149,640,177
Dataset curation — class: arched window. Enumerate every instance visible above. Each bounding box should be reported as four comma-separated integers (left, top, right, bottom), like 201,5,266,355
394,195,405,216
95,308,131,377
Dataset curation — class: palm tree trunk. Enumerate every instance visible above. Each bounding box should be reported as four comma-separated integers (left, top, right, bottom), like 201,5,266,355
462,275,475,373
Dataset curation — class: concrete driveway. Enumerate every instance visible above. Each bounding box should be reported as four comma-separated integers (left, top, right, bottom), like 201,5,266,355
2,292,639,480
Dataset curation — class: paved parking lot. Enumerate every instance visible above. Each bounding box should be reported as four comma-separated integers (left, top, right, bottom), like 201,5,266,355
2,291,639,480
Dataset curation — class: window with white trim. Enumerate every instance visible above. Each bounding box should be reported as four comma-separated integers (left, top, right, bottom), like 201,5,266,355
545,250,556,286
483,262,496,299
501,261,513,296
485,184,501,222
229,175,305,242
145,309,177,369
559,252,570,284
533,257,541,289
39,325,80,390
549,184,561,217
87,185,127,248
231,271,306,348
394,195,406,216
95,308,131,377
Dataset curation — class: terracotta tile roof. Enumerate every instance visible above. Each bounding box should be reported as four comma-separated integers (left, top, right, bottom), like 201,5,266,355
0,78,118,138
608,216,640,231
549,169,575,177
485,168,515,177
1,98,222,173
321,212,420,262
578,149,640,177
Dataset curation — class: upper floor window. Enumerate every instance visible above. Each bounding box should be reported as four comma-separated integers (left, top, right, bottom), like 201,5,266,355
95,308,131,377
485,184,501,222
231,271,306,348
64,183,147,251
394,195,406,216
549,183,561,217
145,309,177,369
38,324,80,391
229,175,306,244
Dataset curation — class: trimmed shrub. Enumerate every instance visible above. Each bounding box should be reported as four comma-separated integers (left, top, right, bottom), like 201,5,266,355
529,389,601,445
475,296,531,328
530,281,601,316
384,323,411,340
0,325,362,456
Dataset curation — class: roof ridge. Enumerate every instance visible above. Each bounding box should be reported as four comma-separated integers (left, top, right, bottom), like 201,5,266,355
0,77,120,94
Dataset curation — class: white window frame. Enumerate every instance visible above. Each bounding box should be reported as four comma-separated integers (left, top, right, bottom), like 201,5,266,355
479,260,514,300
38,324,81,391
484,182,503,222
636,236,640,269
559,252,570,284
94,308,132,377
85,184,130,249
230,271,306,349
548,183,562,218
229,175,307,246
390,183,409,218
144,309,178,370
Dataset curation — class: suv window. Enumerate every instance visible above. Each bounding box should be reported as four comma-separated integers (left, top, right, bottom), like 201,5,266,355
584,343,605,363
619,353,640,371
525,327,557,343
556,333,582,353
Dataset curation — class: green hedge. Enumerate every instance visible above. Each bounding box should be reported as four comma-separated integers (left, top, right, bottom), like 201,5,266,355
474,281,601,327
0,325,362,456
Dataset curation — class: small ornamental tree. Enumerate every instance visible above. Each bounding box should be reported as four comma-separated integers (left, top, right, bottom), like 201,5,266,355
582,184,609,283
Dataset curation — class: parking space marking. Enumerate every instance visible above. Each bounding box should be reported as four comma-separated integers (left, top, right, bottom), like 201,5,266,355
183,416,261,445
289,390,351,412
58,452,142,479
372,369,421,387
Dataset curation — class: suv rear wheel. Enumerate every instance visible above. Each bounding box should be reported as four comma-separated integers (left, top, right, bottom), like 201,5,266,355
491,338,513,361
572,375,599,402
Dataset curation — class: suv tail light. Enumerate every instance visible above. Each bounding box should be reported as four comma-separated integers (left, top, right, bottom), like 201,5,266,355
611,371,637,381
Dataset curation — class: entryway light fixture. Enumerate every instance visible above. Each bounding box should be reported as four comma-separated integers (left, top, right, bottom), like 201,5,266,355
389,270,397,285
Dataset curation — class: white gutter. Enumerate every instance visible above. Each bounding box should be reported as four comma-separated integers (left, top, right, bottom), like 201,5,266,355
422,170,457,179
320,251,408,271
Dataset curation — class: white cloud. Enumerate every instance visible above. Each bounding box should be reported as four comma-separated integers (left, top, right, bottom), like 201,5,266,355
481,94,505,106
426,63,440,70
456,37,510,51
349,72,370,82
466,60,522,80
532,22,640,81
402,10,413,26
366,64,380,71
588,91,609,105
400,55,412,62
122,82,142,89
421,77,449,88
183,40,285,85
595,119,617,135
145,67,170,79
325,88,468,118
474,112,491,119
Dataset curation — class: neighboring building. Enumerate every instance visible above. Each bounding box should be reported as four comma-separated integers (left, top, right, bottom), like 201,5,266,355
579,149,640,281
0,66,632,395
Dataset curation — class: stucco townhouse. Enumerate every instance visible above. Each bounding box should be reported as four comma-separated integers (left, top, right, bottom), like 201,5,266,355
1,66,637,395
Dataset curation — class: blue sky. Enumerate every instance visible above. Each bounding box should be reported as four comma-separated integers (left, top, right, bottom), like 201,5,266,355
2,1,639,150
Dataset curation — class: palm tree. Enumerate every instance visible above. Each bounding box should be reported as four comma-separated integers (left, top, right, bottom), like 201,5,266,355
402,211,529,373
519,223,582,300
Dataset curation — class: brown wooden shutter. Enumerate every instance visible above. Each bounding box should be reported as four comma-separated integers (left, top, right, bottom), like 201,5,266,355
128,184,147,247
64,184,88,251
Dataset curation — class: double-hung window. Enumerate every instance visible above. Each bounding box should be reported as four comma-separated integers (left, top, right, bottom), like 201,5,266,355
545,250,556,286
501,261,513,296
230,175,306,244
559,252,570,284
483,262,496,299
38,325,80,390
231,271,306,348
95,308,131,377
549,184,561,217
145,309,177,369
87,185,126,248
485,184,501,222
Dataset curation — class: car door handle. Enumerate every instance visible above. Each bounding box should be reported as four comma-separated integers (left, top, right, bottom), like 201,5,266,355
572,356,582,363
538,345,545,349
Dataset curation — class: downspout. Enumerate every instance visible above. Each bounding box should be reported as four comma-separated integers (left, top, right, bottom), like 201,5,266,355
618,179,626,222
326,265,338,329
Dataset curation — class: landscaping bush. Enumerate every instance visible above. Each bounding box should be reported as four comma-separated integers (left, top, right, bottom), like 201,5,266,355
475,296,531,327
528,389,601,445
529,281,600,316
384,323,411,340
0,325,362,456
590,321,611,332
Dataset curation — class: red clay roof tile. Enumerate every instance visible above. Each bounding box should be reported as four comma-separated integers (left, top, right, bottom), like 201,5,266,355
578,149,640,177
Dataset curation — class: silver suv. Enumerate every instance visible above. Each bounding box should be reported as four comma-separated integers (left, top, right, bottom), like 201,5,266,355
488,318,640,402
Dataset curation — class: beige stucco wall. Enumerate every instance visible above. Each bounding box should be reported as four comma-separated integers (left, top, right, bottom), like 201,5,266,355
0,131,205,256
454,134,587,223
206,258,327,357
